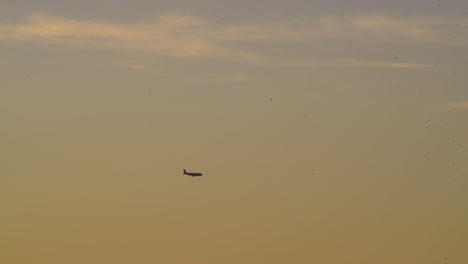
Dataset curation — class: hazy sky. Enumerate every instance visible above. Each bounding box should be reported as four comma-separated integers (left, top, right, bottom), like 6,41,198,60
1,1,468,263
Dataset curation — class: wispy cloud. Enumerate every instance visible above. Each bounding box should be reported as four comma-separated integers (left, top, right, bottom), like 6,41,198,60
0,13,260,63
349,14,435,37
0,12,464,67
435,101,468,111
345,59,433,69
231,74,253,82
261,58,433,70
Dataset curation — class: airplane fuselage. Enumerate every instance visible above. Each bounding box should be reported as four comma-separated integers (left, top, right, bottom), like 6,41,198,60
183,169,203,177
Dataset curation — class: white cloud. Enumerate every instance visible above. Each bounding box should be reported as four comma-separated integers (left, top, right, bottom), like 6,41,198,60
110,62,149,70
231,74,253,82
259,58,433,70
345,59,433,69
435,101,468,111
0,12,464,68
0,13,260,63
348,14,435,37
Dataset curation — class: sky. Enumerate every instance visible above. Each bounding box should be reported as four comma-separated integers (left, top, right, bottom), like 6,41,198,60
1,1,468,263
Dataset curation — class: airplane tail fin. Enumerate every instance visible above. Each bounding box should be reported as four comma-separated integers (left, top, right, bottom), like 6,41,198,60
183,169,187,174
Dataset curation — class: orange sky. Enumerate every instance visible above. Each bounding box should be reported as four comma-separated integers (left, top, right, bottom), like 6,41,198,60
1,1,468,263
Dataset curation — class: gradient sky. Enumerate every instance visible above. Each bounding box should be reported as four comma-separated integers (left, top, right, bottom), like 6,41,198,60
1,1,468,263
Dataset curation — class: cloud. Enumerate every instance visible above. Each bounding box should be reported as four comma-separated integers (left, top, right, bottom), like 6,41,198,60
344,59,433,69
231,74,253,82
110,62,149,70
348,14,435,37
435,101,468,111
0,13,260,63
0,12,464,67
260,58,433,70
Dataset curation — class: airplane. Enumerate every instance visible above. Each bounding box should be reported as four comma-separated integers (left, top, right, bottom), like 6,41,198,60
183,169,203,177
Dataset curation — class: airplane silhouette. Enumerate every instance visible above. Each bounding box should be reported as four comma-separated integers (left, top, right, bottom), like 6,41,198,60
183,169,203,177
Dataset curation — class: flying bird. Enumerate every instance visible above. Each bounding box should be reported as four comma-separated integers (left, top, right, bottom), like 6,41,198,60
183,169,203,177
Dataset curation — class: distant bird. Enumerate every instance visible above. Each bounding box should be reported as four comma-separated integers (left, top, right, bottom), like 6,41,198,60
183,169,203,177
